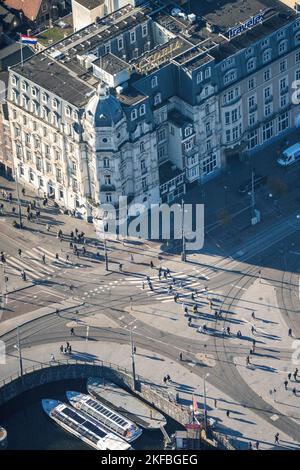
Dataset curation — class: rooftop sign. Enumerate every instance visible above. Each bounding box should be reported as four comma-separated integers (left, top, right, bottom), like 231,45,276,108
227,11,265,40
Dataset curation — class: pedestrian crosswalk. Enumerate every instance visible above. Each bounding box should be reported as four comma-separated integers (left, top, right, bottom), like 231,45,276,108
2,246,78,281
81,269,213,304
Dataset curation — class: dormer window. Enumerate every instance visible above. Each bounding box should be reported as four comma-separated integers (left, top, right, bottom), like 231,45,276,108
130,30,136,44
52,99,58,110
151,76,158,88
11,75,17,86
154,93,161,106
131,109,137,121
117,36,124,50
42,93,48,104
21,81,28,92
140,104,146,116
65,106,71,117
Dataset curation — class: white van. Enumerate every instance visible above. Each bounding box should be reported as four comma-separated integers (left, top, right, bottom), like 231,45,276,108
277,142,300,167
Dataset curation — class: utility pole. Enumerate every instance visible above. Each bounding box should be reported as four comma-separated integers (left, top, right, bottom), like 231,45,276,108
15,166,23,228
130,328,136,391
181,199,186,262
103,236,108,271
251,168,255,217
203,373,209,434
16,327,23,379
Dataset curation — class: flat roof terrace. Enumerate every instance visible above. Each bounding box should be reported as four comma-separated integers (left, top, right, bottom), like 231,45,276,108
12,53,94,108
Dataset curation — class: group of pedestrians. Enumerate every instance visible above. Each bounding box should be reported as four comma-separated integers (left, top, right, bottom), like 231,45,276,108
59,341,72,355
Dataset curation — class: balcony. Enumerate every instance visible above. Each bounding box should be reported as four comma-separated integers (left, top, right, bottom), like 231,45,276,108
264,95,273,105
100,184,116,192
249,104,257,113
280,86,289,95
141,166,148,175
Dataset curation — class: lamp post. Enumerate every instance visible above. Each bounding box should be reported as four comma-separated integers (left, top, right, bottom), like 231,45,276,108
181,199,186,262
125,325,137,390
14,327,23,379
203,373,210,433
15,165,23,228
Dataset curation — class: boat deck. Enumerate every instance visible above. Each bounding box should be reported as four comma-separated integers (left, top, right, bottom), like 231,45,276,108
87,378,166,430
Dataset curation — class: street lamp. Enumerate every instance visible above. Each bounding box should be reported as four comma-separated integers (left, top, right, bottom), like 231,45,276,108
14,327,23,379
14,164,23,228
181,199,186,262
203,373,210,433
125,325,137,390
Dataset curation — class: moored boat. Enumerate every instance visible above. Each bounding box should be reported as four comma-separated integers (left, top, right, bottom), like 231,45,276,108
87,377,167,429
66,391,142,442
41,399,131,450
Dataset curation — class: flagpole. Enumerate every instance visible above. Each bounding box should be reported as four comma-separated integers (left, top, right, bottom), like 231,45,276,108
19,35,23,69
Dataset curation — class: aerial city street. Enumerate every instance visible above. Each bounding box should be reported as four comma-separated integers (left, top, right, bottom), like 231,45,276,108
0,0,300,455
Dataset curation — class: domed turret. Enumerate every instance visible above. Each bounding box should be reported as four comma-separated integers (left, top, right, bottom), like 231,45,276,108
85,82,123,127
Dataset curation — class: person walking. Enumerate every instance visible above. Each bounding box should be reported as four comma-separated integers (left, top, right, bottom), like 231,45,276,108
179,352,183,361
284,380,288,390
42,254,46,264
251,311,255,319
18,248,22,257
293,387,297,396
119,263,123,272
50,354,55,362
188,316,192,327
288,328,293,337
255,441,259,450
288,373,292,381
246,355,250,366
249,442,252,450
226,410,230,418
184,306,188,316
294,368,299,381
275,433,279,445
60,345,64,354
227,326,231,335
70,327,74,336
55,253,59,261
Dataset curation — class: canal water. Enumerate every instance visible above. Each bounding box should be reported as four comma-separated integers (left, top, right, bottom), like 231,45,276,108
0,379,183,450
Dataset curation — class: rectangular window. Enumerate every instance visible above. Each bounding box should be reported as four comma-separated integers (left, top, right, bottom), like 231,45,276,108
154,93,161,106
248,112,257,126
248,77,255,90
140,104,146,116
280,59,287,73
130,30,136,44
118,36,124,50
142,23,148,37
247,129,258,149
201,154,217,175
278,112,289,132
151,76,158,88
264,69,271,81
131,109,137,121
262,121,273,142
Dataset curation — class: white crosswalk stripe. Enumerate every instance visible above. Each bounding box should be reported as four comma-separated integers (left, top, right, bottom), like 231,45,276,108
3,244,80,281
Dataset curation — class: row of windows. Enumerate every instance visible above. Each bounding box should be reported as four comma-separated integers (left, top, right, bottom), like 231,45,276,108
247,112,289,149
222,40,299,86
11,79,77,118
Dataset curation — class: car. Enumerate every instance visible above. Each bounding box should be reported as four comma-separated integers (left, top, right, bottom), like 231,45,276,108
238,174,268,194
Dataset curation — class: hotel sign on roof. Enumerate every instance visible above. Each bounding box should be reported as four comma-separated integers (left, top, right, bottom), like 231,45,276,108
227,11,266,40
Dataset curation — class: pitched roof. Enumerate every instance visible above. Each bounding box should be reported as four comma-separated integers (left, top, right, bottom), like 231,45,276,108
3,0,42,22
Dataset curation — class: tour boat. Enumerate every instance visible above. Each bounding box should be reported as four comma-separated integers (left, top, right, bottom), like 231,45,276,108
41,399,131,450
66,391,142,442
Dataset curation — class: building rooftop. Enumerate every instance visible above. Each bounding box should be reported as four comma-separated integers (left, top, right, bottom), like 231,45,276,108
93,53,128,75
13,52,94,107
74,0,104,10
9,0,299,107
